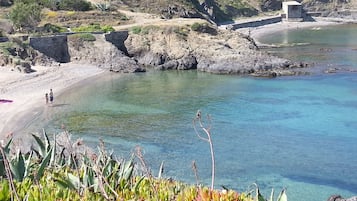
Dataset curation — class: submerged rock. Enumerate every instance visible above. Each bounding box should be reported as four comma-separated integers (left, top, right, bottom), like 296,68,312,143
327,195,357,201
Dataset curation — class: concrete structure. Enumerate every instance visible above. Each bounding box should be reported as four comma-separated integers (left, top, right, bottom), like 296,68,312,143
224,16,282,30
282,1,303,21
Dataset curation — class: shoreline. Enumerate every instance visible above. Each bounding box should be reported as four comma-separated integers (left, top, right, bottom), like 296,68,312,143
234,17,356,46
1,16,355,145
0,63,105,143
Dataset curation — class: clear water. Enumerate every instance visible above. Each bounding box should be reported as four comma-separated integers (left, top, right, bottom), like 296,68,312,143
38,25,357,201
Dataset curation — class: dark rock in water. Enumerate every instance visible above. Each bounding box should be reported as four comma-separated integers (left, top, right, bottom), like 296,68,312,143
156,55,197,70
327,195,357,201
157,60,178,70
177,55,198,70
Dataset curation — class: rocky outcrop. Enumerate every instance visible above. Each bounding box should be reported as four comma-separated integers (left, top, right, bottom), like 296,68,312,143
104,31,129,56
68,34,145,73
8,26,314,76
124,25,308,76
156,54,198,70
0,19,14,34
327,195,357,201
161,4,203,19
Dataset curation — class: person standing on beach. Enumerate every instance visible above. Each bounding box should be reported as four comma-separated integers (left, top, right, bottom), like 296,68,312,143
45,93,48,104
49,89,54,104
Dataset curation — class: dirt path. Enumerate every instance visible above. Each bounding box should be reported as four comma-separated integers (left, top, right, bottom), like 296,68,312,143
114,9,208,30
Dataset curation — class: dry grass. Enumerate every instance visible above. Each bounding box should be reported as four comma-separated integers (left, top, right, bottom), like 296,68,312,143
40,9,132,28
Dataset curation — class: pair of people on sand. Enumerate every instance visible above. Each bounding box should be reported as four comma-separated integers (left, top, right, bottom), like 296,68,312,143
45,89,54,104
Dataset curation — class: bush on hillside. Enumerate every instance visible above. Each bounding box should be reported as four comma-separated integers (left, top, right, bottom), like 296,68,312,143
43,23,68,33
72,24,114,33
190,22,217,35
9,2,42,31
57,0,92,11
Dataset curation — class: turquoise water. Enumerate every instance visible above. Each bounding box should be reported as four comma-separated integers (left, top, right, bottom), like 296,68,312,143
40,25,357,201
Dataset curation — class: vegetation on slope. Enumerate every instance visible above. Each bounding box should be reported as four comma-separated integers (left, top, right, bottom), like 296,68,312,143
0,129,287,201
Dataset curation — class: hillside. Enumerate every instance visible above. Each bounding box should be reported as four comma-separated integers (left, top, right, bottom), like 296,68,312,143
1,0,356,76
85,0,357,23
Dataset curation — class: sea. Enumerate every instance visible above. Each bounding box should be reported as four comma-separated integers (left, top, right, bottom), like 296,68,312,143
34,24,357,201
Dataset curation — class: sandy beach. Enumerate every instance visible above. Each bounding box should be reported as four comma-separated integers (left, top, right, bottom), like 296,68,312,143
0,64,105,143
234,17,354,45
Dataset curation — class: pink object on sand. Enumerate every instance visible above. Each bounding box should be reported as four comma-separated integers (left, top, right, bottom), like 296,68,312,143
0,99,13,103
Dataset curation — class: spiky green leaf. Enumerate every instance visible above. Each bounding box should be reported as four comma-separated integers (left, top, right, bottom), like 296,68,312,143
36,148,52,181
277,189,287,201
32,133,46,157
10,149,25,181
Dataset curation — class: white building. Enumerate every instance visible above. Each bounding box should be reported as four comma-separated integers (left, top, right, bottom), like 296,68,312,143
282,1,303,21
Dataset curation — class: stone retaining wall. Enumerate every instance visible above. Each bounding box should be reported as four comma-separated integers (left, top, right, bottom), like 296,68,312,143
29,35,70,63
229,16,282,30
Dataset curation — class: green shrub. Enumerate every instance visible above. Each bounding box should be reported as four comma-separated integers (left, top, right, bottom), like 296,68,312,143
70,33,96,41
130,26,142,34
57,0,92,11
72,24,114,33
101,25,115,33
43,23,67,33
190,22,217,35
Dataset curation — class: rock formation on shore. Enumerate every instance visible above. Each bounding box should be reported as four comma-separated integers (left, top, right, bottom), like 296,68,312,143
123,24,308,77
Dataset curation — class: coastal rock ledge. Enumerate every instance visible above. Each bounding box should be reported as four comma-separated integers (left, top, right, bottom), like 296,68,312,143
124,27,308,77
328,195,357,201
4,27,308,77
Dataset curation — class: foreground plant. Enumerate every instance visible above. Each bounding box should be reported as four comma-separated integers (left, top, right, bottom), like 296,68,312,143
193,110,216,190
0,129,258,200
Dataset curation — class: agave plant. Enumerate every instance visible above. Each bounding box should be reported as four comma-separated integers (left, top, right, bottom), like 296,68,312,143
251,183,287,201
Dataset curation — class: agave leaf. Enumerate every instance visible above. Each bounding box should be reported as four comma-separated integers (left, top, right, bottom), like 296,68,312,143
42,129,51,153
10,149,25,181
158,161,164,179
83,166,95,188
58,147,66,166
268,188,274,201
32,134,46,157
36,148,52,181
55,178,76,190
68,173,81,190
255,187,266,201
3,138,13,154
277,189,287,201
24,151,33,178
50,133,56,166
134,176,145,194
123,160,134,181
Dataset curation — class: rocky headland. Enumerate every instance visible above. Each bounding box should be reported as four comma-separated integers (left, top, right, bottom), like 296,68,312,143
1,22,312,78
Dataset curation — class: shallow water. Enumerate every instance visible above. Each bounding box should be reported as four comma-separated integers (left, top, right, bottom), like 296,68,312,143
36,24,357,201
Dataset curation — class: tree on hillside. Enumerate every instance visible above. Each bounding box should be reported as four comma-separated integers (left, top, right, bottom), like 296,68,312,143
9,2,42,31
57,0,92,11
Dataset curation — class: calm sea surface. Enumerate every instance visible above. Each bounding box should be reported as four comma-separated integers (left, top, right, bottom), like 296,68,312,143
39,24,357,201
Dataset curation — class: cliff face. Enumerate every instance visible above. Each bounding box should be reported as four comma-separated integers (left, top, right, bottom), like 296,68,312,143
124,25,303,76
14,25,302,76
